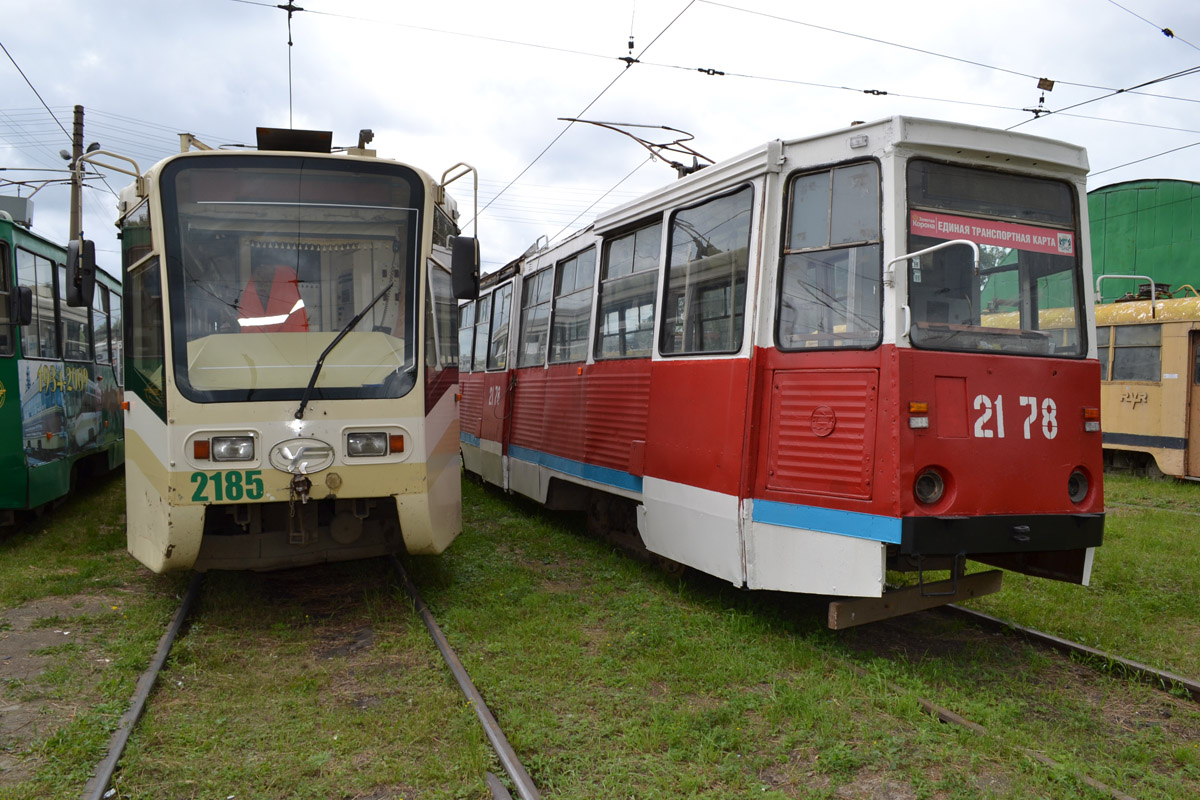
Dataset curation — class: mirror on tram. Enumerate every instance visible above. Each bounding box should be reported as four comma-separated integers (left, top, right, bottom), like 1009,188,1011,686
451,235,480,300
66,238,96,307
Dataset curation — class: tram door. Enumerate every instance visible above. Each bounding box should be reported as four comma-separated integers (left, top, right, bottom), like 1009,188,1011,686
1189,331,1200,479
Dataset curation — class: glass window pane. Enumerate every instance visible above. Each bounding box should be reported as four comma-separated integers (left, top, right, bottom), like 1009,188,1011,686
1112,346,1160,381
550,288,591,363
557,259,577,295
458,301,474,372
487,283,512,370
574,248,596,291
633,225,662,273
778,245,881,350
1114,324,1160,346
661,187,753,355
788,172,831,250
605,236,634,279
597,270,656,358
1096,325,1110,347
472,294,491,371
831,163,880,244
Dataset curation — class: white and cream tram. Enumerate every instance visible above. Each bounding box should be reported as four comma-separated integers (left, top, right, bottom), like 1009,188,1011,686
74,128,478,571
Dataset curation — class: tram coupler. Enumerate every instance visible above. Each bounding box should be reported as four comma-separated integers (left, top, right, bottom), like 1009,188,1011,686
288,476,315,545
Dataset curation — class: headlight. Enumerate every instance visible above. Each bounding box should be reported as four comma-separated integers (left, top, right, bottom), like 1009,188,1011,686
346,432,389,457
211,436,255,462
914,469,945,505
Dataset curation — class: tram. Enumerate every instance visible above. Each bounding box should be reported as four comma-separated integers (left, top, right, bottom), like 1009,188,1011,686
459,116,1105,627
72,128,479,572
1092,279,1200,480
0,210,123,526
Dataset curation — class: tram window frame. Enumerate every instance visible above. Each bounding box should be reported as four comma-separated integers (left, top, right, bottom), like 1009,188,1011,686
125,256,166,420
487,282,513,371
93,284,112,364
518,267,553,368
1097,325,1111,380
18,248,60,359
595,223,662,360
549,247,596,364
1110,323,1161,382
110,289,123,385
660,185,753,357
0,241,11,356
458,301,475,373
471,292,492,372
58,262,93,362
776,161,883,352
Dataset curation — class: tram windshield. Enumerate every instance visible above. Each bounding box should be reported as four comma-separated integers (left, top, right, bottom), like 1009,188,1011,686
905,160,1085,357
160,156,423,403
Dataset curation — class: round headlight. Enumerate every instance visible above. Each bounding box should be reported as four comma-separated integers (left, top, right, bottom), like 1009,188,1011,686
1068,470,1089,504
914,469,945,505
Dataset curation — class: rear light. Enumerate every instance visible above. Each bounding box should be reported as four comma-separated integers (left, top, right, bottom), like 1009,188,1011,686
1083,407,1101,433
193,439,211,460
908,401,929,430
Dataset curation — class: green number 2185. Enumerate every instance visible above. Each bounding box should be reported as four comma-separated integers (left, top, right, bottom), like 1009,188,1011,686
190,470,265,502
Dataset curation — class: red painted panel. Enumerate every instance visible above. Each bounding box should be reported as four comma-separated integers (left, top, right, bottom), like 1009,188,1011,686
458,372,484,438
644,359,752,497
510,368,548,452
477,371,512,447
899,349,1104,517
765,369,879,500
584,361,651,471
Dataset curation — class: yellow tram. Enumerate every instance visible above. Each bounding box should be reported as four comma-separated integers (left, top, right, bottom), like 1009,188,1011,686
1093,284,1200,480
74,128,479,571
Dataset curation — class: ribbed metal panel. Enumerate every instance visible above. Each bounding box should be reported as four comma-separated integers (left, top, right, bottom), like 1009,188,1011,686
584,370,651,470
765,369,878,500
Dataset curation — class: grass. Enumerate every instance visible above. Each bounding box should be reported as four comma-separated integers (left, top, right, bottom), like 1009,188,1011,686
2,472,1199,799
963,473,1200,678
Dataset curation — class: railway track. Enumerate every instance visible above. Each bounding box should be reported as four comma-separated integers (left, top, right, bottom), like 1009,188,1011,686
77,562,540,800
943,604,1200,702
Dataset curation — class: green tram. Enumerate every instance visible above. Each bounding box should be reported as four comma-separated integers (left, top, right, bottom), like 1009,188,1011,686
0,211,124,525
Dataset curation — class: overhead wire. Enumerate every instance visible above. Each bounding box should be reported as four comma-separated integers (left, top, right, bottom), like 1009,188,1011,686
1103,0,1200,53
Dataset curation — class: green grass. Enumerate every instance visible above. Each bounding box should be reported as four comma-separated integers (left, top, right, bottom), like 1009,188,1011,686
3,473,1199,799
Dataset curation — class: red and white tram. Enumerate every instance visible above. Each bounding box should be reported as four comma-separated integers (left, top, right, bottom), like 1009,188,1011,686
459,117,1104,627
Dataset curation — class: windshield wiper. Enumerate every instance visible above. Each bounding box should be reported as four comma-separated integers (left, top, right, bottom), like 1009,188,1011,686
295,281,394,420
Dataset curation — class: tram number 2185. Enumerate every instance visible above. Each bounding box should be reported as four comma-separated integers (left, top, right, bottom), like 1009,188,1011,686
973,394,1058,440
190,470,266,502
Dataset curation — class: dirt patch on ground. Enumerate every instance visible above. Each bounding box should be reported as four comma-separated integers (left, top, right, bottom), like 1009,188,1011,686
0,593,122,784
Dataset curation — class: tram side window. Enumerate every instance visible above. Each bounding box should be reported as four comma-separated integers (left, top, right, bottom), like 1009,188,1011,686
93,285,112,364
1097,325,1111,380
777,162,881,350
110,291,123,385
487,283,513,370
18,249,59,359
518,268,553,368
58,263,92,361
596,225,661,359
458,301,475,372
425,261,458,379
661,187,753,355
472,293,492,372
0,242,10,355
127,257,166,415
1111,324,1161,381
550,249,595,363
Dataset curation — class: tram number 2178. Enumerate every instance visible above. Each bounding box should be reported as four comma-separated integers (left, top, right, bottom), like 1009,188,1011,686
973,394,1058,440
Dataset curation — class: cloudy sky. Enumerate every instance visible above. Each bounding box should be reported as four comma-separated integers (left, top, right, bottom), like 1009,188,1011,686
3,0,1199,273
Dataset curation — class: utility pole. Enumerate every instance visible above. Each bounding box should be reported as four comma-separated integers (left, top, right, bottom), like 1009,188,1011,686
68,104,84,242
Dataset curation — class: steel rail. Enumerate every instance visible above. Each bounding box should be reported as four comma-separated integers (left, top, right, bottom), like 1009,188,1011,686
391,556,541,800
81,572,204,800
944,604,1200,701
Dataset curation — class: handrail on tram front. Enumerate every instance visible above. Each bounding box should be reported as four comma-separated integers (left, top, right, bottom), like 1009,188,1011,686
1095,273,1158,318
